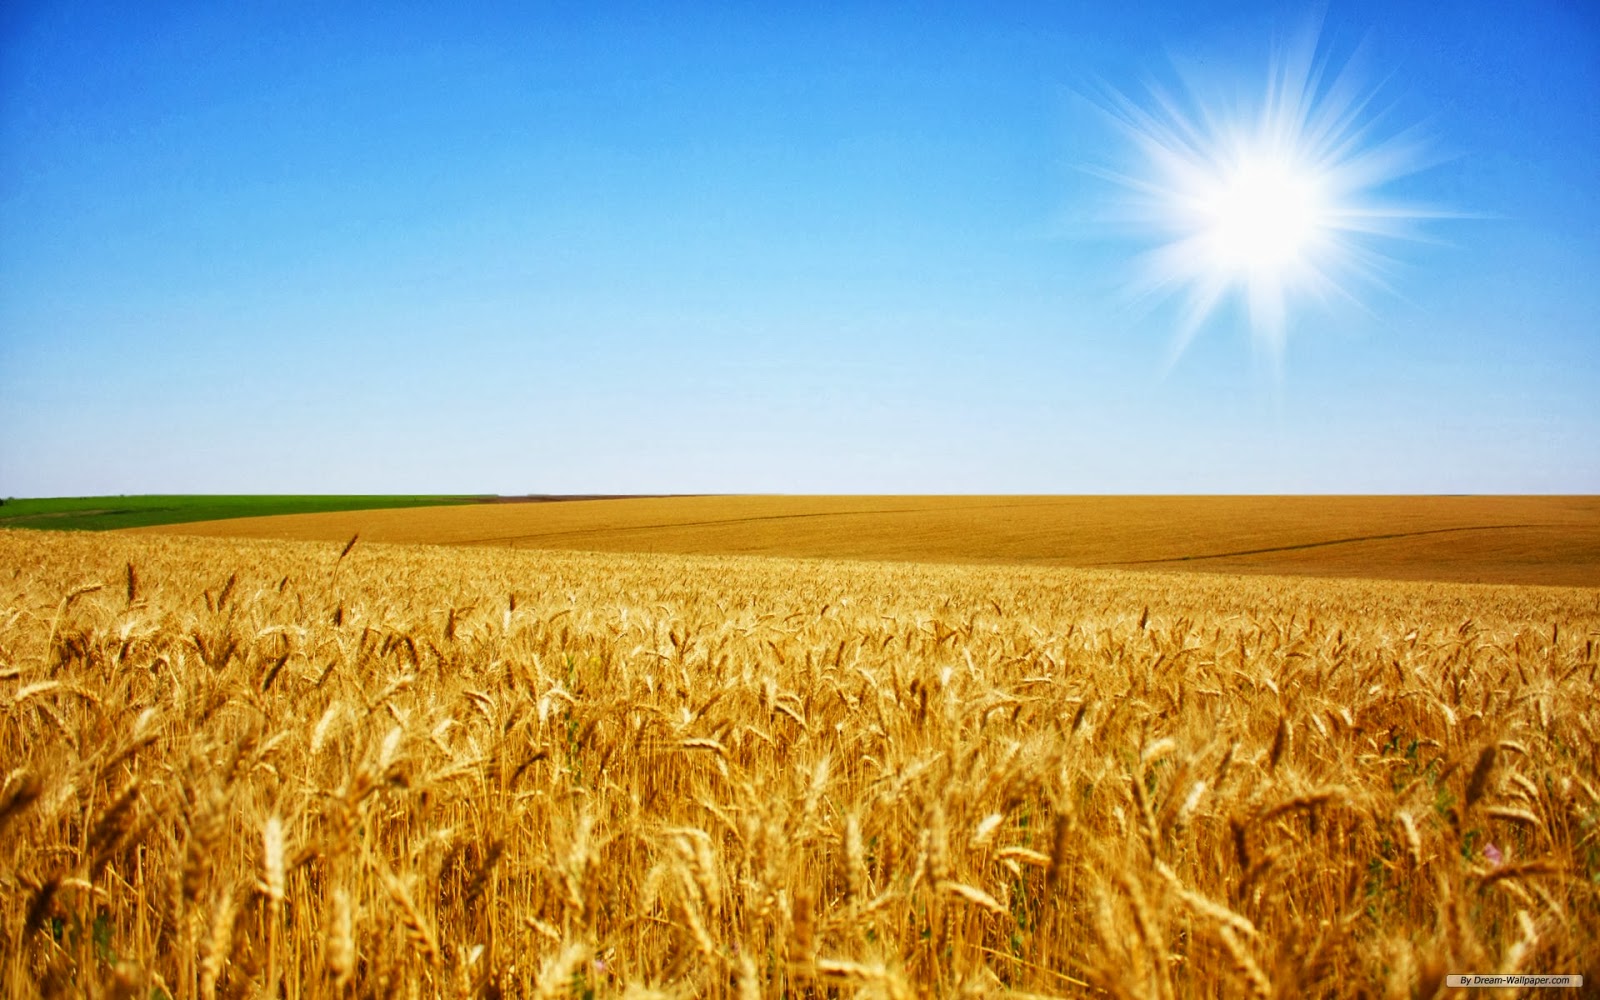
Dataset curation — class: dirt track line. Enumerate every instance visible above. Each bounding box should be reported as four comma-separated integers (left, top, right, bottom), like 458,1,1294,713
1098,523,1553,566
457,498,1117,546
459,506,940,546
458,497,1201,547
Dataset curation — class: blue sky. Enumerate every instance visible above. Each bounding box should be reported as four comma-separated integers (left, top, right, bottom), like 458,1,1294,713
2,1,1596,495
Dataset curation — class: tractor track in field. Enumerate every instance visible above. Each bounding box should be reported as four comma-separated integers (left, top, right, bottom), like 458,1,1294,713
456,498,1149,547
1097,523,1554,566
459,506,939,546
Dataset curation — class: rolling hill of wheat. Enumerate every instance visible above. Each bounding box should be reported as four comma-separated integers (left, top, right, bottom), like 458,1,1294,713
128,494,1600,587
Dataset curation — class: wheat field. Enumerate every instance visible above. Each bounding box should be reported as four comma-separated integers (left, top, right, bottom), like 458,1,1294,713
2,527,1597,997
130,495,1600,588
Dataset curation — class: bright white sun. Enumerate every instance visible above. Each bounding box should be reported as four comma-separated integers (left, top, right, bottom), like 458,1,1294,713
1201,151,1327,277
1095,23,1447,363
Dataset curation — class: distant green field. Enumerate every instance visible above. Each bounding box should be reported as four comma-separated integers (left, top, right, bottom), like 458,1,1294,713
0,495,482,531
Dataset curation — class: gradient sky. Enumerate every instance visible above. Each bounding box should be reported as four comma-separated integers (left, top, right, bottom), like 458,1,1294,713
3,1,1597,496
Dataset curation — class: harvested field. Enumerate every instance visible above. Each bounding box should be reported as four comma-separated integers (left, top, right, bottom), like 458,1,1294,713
130,494,1600,587
2,527,1597,996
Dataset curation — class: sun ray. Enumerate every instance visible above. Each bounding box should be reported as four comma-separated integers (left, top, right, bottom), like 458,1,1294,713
1093,21,1452,363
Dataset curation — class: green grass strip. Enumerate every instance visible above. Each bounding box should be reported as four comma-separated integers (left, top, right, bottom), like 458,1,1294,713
0,495,485,531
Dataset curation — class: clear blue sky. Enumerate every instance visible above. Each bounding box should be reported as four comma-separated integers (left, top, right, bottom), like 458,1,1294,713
3,1,1596,495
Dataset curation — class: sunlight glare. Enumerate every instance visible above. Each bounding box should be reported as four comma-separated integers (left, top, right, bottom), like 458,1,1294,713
1096,23,1447,364
1201,150,1327,277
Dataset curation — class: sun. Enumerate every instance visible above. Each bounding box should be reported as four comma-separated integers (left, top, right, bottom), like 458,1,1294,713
1200,150,1328,277
1095,23,1447,363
